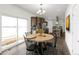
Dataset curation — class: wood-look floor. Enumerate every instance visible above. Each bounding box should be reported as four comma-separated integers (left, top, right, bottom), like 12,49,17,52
1,34,70,55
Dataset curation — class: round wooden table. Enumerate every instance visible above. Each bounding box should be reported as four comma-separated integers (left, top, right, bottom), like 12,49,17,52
26,33,54,42
26,33,54,54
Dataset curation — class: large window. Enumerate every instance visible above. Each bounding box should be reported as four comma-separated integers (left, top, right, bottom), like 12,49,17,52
18,19,27,42
2,16,17,41
2,16,27,46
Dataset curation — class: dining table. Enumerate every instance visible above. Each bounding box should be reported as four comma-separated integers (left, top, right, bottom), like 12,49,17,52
26,33,54,54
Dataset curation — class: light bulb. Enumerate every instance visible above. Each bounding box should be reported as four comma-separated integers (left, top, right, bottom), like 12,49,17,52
56,21,58,24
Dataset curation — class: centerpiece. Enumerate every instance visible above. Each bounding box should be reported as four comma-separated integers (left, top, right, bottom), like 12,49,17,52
36,28,44,36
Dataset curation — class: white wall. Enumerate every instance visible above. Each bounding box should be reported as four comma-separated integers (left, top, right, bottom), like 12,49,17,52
65,5,73,54
65,5,79,54
0,14,2,53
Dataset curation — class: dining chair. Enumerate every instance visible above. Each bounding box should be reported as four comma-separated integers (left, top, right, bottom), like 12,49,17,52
41,34,54,54
23,35,36,55
44,28,49,34
25,32,31,36
45,39,54,51
24,32,40,55
45,32,57,52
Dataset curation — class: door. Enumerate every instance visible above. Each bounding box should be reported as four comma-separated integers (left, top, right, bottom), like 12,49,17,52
72,5,79,54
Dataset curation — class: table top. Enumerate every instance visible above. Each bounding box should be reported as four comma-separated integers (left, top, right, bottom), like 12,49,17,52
26,33,54,42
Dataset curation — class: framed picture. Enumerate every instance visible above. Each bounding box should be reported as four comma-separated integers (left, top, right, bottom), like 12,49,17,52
66,15,70,31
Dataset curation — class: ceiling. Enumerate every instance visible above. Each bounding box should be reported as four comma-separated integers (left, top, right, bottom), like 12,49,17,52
16,4,69,20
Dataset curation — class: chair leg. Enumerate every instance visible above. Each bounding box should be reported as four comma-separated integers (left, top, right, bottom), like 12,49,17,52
36,48,40,55
54,38,58,48
34,45,40,55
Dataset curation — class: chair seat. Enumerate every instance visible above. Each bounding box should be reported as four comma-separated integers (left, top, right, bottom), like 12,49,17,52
46,43,53,47
27,44,35,51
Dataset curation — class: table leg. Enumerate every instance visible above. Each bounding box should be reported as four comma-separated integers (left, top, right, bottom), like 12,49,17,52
36,42,44,55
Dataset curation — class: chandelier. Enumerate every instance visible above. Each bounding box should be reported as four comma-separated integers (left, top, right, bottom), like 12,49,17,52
36,4,46,15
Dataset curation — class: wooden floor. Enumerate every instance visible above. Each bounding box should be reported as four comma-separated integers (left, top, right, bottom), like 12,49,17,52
1,34,70,55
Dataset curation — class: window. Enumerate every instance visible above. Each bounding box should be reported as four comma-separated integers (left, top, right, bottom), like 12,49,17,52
2,16,17,46
18,19,27,42
2,16,27,46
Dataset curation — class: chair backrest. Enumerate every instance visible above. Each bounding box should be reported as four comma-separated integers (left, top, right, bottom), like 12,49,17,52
44,28,49,34
23,35,27,45
53,26,57,29
23,35,35,49
25,32,31,36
